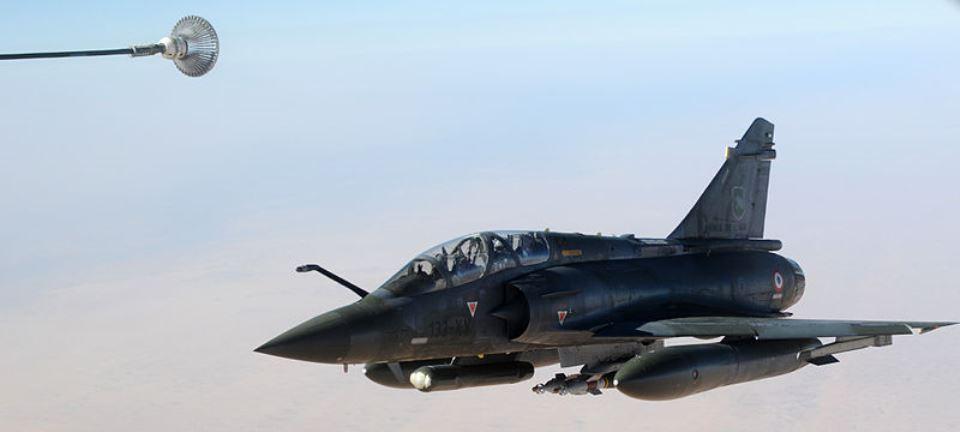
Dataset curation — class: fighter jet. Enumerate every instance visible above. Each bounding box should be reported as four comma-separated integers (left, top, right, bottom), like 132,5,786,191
255,118,954,400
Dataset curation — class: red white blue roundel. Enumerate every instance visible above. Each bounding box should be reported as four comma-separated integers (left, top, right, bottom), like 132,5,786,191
773,271,784,292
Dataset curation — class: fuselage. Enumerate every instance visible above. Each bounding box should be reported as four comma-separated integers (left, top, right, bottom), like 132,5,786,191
255,230,805,364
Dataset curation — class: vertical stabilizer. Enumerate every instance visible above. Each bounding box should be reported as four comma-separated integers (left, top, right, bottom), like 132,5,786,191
668,118,776,240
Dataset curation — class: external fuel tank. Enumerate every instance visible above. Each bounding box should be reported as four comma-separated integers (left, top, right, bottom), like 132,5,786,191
614,338,821,400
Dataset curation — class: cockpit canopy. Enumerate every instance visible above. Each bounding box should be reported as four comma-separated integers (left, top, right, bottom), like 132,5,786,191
379,231,550,296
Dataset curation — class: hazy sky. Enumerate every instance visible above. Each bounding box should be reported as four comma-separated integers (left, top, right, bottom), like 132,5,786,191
1,1,959,431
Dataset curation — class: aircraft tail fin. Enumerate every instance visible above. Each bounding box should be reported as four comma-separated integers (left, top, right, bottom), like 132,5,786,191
668,118,776,240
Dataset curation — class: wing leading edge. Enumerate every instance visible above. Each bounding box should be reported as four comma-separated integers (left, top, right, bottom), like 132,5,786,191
595,317,956,340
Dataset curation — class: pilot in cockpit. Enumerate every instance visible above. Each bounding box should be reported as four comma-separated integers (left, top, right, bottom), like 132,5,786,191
449,237,484,283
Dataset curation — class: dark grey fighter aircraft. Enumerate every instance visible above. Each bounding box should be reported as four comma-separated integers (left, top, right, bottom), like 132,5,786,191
256,118,954,400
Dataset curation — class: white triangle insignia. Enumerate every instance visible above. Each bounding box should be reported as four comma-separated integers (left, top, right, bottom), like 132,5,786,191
467,301,478,318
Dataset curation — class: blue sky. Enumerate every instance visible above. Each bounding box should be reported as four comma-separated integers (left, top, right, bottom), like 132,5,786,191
1,2,959,431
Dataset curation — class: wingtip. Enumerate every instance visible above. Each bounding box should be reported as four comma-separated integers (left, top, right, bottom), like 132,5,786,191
919,322,958,334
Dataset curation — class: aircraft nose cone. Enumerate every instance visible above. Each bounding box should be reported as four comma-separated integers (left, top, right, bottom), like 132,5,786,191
255,310,351,363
